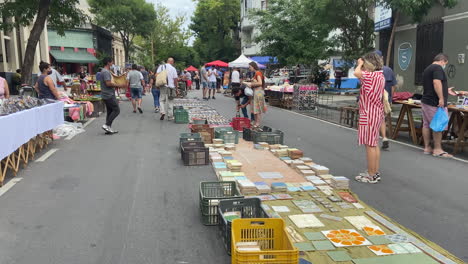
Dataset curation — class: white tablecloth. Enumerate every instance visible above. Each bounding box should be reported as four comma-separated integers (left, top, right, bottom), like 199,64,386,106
0,102,64,160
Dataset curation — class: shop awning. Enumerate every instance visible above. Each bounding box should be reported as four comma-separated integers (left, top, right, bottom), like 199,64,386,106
250,56,278,65
50,49,99,64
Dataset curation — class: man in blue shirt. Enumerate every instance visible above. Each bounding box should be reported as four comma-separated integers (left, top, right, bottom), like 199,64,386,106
375,50,397,150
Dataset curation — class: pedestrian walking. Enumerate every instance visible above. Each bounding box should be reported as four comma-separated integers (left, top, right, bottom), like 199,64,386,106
149,69,160,113
201,66,209,100
375,51,397,150
185,71,192,90
127,64,144,114
208,66,217,99
141,66,149,95
354,53,385,184
244,61,266,129
100,57,126,134
421,54,453,158
157,57,178,121
194,71,200,90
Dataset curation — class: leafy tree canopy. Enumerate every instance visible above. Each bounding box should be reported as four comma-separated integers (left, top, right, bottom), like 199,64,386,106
382,0,459,22
89,0,156,62
190,0,240,62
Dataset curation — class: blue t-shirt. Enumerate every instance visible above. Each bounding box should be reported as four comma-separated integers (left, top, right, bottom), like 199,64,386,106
383,66,397,101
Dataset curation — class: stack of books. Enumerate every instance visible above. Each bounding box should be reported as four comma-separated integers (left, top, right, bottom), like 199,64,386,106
237,179,257,194
300,157,314,165
258,142,269,149
226,160,242,172
309,165,330,175
295,165,310,173
288,148,304,159
300,170,316,176
213,162,228,173
290,160,305,168
271,182,287,192
331,176,350,189
254,182,271,194
225,143,236,151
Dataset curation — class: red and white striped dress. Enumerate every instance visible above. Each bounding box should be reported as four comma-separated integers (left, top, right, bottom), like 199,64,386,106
358,71,385,146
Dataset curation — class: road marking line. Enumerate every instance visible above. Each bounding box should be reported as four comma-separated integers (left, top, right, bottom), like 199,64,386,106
35,148,58,162
280,108,468,164
0,178,23,196
83,118,95,128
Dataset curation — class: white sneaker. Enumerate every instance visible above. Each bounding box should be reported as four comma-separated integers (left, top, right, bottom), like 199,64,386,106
102,125,111,133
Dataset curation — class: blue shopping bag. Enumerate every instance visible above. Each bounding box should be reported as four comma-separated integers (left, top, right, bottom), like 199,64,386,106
430,107,449,132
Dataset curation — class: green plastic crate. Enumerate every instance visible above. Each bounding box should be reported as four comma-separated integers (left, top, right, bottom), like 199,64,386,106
174,109,189,124
219,130,239,144
179,132,202,149
252,129,284,145
199,181,243,226
214,127,234,138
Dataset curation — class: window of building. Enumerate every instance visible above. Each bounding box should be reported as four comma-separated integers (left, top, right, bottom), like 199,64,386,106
414,20,444,85
261,0,267,10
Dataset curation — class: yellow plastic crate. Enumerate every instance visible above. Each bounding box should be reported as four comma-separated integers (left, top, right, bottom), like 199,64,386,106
231,218,298,264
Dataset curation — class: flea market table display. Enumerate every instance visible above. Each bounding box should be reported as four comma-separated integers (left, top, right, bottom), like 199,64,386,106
265,83,294,108
0,97,64,186
393,100,468,153
176,100,464,264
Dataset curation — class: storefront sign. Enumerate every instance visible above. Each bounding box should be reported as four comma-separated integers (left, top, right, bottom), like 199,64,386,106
374,4,392,31
398,43,413,71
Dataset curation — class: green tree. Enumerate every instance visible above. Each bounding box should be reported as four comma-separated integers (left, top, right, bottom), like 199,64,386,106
382,0,459,65
254,0,375,65
322,0,375,59
0,0,86,84
190,0,240,62
254,0,332,65
89,0,156,63
135,4,199,70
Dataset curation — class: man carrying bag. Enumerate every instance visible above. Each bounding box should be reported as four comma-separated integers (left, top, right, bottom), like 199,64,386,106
156,57,178,121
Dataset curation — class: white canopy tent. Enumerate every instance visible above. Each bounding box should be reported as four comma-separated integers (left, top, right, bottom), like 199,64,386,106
228,54,254,68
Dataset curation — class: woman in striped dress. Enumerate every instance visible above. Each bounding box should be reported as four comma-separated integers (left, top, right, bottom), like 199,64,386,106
354,53,385,183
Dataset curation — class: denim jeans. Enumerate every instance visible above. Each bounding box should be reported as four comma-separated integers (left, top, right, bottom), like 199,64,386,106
151,88,160,107
240,96,255,121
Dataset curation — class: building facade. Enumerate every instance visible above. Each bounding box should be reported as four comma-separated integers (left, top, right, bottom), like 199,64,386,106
240,0,267,56
377,2,468,96
79,0,126,69
0,19,49,91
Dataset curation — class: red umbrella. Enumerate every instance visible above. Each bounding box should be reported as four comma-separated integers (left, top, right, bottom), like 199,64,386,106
205,60,229,67
185,65,198,72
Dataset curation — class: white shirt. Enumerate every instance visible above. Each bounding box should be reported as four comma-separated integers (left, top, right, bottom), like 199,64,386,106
208,69,217,82
37,68,64,88
157,63,178,88
231,70,240,83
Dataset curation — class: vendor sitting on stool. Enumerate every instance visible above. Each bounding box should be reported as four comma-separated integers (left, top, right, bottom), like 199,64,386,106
232,86,255,121
34,61,61,100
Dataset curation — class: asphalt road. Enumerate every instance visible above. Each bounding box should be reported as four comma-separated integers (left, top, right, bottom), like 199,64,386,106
0,89,466,263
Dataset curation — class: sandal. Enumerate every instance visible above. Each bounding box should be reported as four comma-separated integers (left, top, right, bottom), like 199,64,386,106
432,152,453,159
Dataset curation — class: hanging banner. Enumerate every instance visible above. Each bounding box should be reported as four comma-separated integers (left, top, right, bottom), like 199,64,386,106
374,4,392,31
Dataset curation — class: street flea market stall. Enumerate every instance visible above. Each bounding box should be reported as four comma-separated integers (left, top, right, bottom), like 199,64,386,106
173,98,464,264
0,98,64,185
